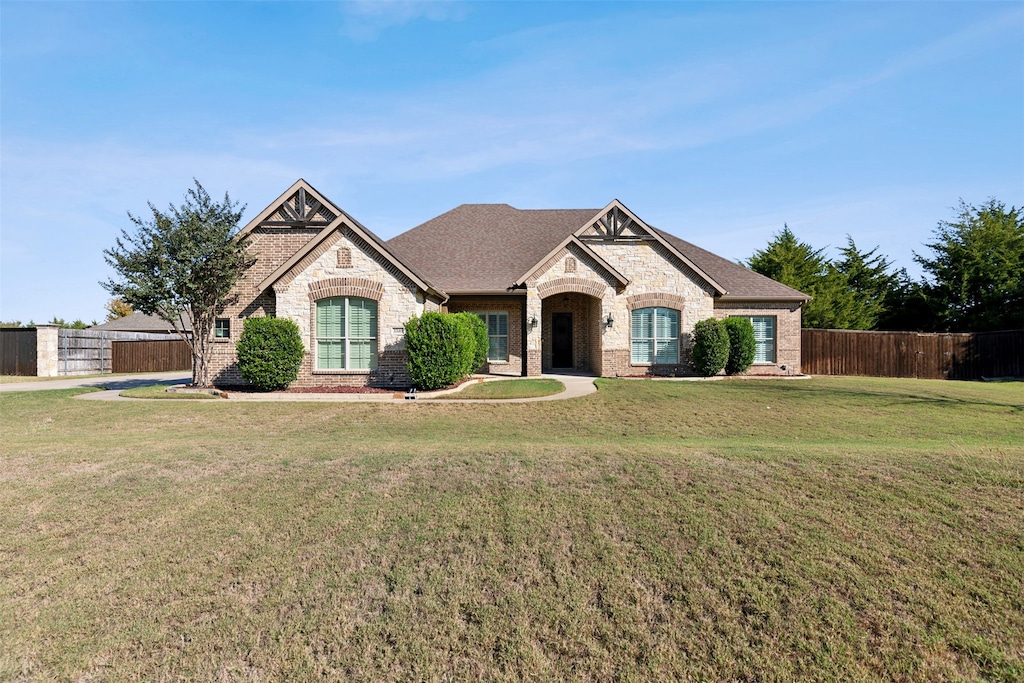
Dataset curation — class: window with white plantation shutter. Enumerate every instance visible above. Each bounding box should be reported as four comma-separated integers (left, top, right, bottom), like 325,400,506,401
316,297,377,370
473,311,509,362
631,307,679,364
751,316,776,363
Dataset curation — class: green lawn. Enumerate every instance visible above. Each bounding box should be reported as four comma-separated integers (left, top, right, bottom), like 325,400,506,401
1,377,1021,680
434,377,565,400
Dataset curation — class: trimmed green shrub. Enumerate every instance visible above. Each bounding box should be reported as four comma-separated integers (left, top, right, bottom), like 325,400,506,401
235,316,305,391
724,317,756,375
454,312,489,371
404,312,479,390
691,318,729,376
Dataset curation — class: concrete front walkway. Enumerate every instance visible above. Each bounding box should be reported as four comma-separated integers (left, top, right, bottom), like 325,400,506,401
34,372,598,403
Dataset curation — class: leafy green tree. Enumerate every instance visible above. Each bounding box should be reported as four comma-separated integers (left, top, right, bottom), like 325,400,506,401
101,180,254,386
104,298,134,321
915,199,1023,332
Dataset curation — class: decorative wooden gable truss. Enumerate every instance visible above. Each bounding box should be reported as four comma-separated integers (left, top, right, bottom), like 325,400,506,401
575,200,727,296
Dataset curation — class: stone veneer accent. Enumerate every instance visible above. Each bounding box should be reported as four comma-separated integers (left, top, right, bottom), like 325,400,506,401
537,276,608,300
208,224,433,389
527,238,717,378
307,277,383,302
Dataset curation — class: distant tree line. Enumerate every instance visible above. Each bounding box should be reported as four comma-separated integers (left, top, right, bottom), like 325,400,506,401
747,199,1023,332
0,300,132,330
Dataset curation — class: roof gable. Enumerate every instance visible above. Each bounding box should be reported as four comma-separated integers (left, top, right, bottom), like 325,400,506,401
238,179,339,236
574,201,727,296
516,235,629,289
245,180,442,298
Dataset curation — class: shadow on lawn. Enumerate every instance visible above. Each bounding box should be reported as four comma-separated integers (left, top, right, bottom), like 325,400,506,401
759,378,1024,413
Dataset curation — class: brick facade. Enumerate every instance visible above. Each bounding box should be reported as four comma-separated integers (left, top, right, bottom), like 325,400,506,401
444,296,524,376
211,186,805,386
713,301,802,375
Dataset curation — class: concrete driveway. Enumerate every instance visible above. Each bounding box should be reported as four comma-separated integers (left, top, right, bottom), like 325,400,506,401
0,371,191,393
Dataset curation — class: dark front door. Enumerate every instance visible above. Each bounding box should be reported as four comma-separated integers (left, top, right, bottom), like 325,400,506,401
552,312,573,368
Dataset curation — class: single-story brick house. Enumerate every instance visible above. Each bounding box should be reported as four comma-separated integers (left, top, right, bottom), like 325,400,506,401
209,179,809,388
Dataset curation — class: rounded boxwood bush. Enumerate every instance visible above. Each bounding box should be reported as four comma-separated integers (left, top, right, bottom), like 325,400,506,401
691,318,730,376
454,312,489,372
404,312,477,390
724,316,756,375
236,316,305,391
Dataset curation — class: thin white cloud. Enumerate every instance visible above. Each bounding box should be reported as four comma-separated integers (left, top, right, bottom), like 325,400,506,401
339,0,470,42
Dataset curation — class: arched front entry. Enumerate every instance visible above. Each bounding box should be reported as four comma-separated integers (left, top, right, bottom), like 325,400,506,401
537,279,607,374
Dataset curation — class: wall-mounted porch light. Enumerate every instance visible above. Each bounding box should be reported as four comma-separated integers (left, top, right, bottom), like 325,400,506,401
604,313,614,328
529,315,538,328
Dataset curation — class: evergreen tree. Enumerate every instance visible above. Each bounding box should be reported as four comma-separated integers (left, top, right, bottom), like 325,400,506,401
835,237,897,329
747,225,858,329
915,199,1024,331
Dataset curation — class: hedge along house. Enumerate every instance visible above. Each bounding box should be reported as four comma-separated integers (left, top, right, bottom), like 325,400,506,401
208,179,809,388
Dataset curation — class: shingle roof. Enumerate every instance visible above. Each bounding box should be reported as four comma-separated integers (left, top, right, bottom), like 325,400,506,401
387,204,597,292
654,229,810,301
387,203,809,301
90,312,193,332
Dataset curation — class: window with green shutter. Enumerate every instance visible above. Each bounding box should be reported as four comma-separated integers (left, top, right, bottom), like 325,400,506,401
316,297,377,370
631,307,679,364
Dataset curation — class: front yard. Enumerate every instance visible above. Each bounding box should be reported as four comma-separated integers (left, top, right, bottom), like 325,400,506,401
1,377,1021,680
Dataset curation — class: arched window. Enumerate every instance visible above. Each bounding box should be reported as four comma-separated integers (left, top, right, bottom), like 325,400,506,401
631,307,679,364
316,297,377,370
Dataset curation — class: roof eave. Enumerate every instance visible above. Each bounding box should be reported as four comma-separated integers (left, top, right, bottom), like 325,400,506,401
717,294,811,303
514,235,629,288
575,201,728,296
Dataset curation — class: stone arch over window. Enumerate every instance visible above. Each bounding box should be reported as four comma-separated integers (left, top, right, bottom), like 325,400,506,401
537,277,607,300
626,292,688,312
307,277,383,302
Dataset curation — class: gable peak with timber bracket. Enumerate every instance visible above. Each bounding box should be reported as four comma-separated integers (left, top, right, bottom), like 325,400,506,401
574,200,727,296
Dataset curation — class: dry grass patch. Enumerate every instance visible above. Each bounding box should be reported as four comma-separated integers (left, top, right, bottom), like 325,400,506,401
0,378,1021,680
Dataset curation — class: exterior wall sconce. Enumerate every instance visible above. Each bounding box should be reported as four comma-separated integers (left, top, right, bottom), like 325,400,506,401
529,315,538,328
605,314,614,328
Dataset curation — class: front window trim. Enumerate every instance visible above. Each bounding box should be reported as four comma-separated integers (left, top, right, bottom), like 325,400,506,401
473,311,509,362
631,306,680,365
315,296,378,371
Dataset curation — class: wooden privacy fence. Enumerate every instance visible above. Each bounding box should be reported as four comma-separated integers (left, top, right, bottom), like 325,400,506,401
0,328,37,376
111,339,192,373
0,326,193,376
801,329,1024,380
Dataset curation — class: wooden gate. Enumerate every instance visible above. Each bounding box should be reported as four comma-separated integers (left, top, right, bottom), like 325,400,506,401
0,328,37,376
111,340,192,373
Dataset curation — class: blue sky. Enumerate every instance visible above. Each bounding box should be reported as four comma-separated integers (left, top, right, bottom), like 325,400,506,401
2,1,1022,324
